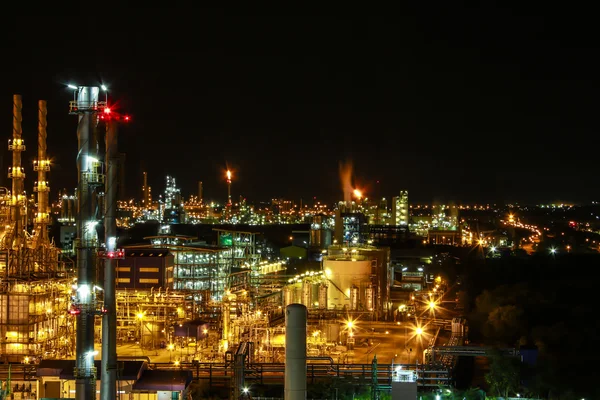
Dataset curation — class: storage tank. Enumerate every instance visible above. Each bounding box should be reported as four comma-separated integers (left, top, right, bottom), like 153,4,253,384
323,258,372,310
365,285,374,311
350,286,359,311
318,283,328,309
302,281,313,308
284,286,294,307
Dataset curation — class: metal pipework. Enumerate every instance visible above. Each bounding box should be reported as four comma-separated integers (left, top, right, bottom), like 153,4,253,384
72,86,101,400
100,118,118,400
284,304,307,400
35,100,49,246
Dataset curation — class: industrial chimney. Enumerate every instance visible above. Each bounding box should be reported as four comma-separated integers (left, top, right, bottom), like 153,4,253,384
284,304,307,400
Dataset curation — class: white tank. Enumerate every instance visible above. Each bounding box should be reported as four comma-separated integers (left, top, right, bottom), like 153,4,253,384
365,285,374,311
285,304,307,400
324,258,372,310
318,284,328,309
284,286,294,307
350,286,359,311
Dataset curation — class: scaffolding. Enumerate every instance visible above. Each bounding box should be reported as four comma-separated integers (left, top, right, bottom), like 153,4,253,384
113,289,190,347
0,278,73,363
214,229,260,271
131,237,233,302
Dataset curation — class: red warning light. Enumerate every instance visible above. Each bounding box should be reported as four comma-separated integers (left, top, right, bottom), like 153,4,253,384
69,307,81,315
104,107,111,114
124,116,130,121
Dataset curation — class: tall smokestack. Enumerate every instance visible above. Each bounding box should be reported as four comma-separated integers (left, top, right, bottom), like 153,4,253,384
101,118,118,400
142,171,148,206
9,95,25,247
284,304,307,400
35,100,50,246
338,160,353,205
198,180,203,203
70,86,103,400
226,170,232,205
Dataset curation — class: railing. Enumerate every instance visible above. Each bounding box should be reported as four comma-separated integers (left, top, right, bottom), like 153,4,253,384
146,361,450,387
69,100,107,113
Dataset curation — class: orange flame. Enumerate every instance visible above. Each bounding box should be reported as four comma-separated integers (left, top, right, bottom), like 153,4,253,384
226,170,232,180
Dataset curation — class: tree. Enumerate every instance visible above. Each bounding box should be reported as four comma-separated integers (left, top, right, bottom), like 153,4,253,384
485,353,521,398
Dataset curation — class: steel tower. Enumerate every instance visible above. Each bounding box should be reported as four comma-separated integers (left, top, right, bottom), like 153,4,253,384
69,87,106,400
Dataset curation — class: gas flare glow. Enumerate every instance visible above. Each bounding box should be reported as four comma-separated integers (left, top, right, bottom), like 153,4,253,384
338,160,353,203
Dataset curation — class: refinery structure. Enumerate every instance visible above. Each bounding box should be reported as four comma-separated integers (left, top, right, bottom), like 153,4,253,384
0,88,465,400
0,95,71,369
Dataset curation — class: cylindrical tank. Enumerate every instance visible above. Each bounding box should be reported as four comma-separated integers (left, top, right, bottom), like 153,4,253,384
350,286,358,311
365,285,374,311
285,304,307,400
318,284,328,310
302,281,312,308
284,286,294,307
323,258,371,310
323,323,340,342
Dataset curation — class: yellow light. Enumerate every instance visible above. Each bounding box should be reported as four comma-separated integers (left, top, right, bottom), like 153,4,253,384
429,301,436,309
137,312,144,319
415,327,423,335
353,189,362,199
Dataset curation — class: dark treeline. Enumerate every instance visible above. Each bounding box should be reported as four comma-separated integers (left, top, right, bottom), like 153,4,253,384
455,250,598,399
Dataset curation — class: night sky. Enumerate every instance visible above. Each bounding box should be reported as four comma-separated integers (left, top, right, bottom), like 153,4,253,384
1,7,598,205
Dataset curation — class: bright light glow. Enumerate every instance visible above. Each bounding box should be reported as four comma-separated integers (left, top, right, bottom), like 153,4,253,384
104,107,111,114
429,301,436,309
490,246,496,252
68,84,78,90
226,170,232,180
107,236,117,249
101,84,108,91
77,285,90,297
415,327,423,335
353,189,362,199
242,388,249,393
86,221,98,232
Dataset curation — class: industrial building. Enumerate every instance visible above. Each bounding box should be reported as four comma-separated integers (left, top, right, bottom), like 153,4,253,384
392,190,409,226
0,96,72,364
282,243,392,320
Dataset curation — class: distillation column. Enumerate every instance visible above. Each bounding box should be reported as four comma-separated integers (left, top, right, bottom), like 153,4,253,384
8,95,25,273
100,117,118,400
71,86,104,400
34,100,50,250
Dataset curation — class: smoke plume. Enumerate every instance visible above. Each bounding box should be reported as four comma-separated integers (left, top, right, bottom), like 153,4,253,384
338,160,353,203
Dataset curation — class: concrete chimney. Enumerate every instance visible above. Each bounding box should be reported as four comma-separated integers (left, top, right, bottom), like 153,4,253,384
284,304,307,400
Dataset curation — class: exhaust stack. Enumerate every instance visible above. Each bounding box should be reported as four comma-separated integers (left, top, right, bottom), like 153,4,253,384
34,100,50,247
284,304,307,400
100,116,118,400
8,95,25,251
70,86,105,400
